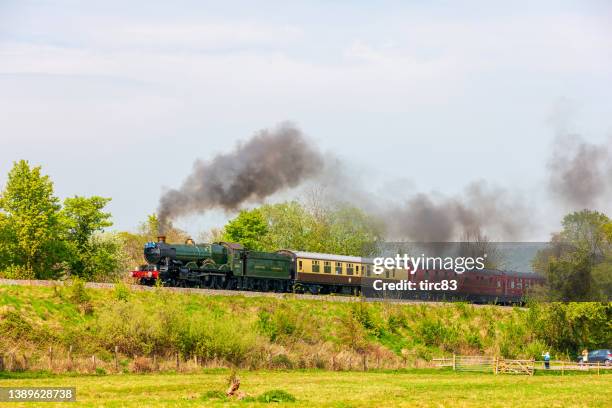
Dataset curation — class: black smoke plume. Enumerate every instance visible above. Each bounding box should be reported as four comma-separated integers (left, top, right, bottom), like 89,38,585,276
158,123,323,231
385,182,531,242
548,133,612,209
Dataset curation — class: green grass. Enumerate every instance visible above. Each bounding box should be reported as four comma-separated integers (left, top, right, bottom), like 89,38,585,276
0,370,610,407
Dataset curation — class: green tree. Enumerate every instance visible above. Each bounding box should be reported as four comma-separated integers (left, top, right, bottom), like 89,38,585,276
0,212,15,269
603,222,612,243
259,202,314,251
534,210,612,301
80,232,128,282
220,201,383,256
325,205,382,256
223,208,268,251
559,210,610,257
62,196,112,250
61,196,114,278
0,160,62,278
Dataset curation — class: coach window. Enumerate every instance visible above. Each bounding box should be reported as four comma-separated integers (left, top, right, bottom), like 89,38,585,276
336,262,342,275
324,261,331,273
365,265,371,277
356,265,360,276
511,280,515,289
347,263,354,275
312,260,320,273
496,280,501,288
298,260,303,271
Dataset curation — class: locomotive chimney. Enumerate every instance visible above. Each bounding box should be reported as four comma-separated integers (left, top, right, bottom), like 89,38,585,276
157,235,166,243
185,238,195,245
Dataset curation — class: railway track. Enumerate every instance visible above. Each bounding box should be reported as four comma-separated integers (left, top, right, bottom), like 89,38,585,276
0,278,466,305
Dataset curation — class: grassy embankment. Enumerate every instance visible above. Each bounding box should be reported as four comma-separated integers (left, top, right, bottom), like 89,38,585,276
1,369,610,407
0,281,609,373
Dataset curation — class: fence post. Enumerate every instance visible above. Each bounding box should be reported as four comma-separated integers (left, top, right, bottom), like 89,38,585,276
597,362,600,375
68,345,73,370
92,355,96,371
48,346,53,371
0,355,3,371
332,355,336,371
561,361,564,376
452,354,456,371
176,352,179,371
362,354,367,371
114,346,118,372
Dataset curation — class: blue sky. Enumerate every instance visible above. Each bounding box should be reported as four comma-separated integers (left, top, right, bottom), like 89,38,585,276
1,1,611,239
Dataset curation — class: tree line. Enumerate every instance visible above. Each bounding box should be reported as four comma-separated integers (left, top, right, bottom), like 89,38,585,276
0,160,610,302
0,161,124,280
0,161,383,281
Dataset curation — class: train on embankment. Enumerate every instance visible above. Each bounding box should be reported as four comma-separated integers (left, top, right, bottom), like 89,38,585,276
131,236,544,303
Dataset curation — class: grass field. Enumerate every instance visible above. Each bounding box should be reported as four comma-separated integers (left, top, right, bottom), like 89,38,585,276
1,369,610,407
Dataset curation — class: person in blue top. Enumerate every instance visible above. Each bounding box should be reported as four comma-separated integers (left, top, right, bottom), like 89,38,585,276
542,351,551,369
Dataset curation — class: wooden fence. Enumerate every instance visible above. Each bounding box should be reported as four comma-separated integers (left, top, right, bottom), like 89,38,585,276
434,355,611,375
0,348,409,374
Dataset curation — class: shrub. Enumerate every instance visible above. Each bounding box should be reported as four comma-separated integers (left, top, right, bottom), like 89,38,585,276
0,310,34,340
387,310,408,333
68,277,91,305
351,303,384,336
0,265,35,279
96,301,170,356
270,354,293,369
465,330,483,351
179,312,262,365
257,307,308,344
113,282,130,302
257,389,296,403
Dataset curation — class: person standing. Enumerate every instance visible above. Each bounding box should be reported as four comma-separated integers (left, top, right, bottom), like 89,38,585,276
542,352,551,369
581,349,588,367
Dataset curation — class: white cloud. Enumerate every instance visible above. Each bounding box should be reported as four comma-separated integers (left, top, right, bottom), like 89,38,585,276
92,21,303,52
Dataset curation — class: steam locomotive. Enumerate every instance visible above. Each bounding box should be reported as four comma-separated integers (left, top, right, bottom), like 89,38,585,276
132,236,544,303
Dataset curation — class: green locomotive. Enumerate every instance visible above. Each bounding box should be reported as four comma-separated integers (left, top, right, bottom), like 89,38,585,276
133,236,295,292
